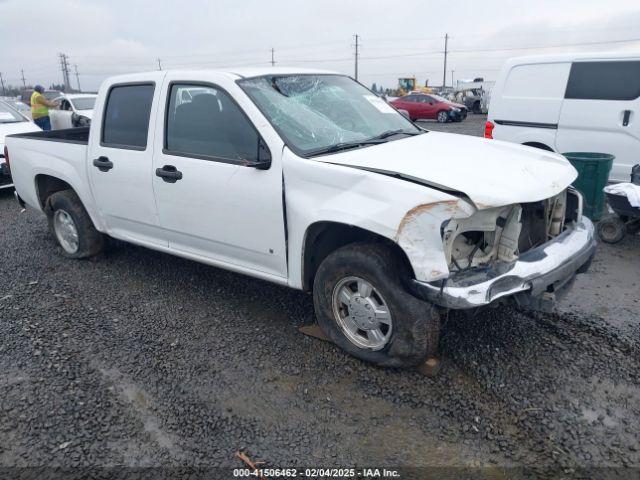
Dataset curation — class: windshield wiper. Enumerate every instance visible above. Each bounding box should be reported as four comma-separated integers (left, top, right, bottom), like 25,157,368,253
307,139,386,156
306,129,423,157
369,129,422,140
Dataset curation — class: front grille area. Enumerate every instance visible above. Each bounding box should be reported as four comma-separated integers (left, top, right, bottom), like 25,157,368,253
519,200,547,253
444,189,575,272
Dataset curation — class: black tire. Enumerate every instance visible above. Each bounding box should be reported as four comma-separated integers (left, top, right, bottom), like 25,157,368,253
313,243,440,368
46,189,105,258
472,101,481,114
436,110,449,123
597,214,626,244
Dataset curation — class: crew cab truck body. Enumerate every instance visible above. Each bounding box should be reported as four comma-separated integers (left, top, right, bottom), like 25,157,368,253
6,68,596,368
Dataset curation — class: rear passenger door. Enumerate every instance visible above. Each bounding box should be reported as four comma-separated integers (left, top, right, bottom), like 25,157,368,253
151,76,287,279
88,81,166,246
556,60,640,182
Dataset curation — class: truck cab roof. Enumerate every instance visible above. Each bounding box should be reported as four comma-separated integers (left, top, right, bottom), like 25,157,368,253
104,67,340,86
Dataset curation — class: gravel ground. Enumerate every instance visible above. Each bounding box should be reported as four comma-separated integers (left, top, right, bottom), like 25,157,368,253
1,114,639,478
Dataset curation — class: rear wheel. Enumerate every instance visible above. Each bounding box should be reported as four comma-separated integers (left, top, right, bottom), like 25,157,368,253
313,243,440,368
436,110,449,123
597,214,626,244
46,190,105,258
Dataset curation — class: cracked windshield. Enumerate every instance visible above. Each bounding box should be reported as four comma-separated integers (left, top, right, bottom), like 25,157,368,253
239,74,421,156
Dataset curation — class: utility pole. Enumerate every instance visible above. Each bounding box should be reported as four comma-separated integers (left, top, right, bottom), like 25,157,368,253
451,70,455,89
59,53,71,92
157,58,162,71
0,73,6,96
270,48,276,67
20,69,27,89
74,64,81,92
442,33,448,88
354,34,360,81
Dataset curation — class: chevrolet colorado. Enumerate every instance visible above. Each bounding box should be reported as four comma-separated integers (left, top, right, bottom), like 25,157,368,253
5,68,596,368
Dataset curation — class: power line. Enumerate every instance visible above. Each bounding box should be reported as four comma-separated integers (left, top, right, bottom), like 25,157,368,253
449,36,640,54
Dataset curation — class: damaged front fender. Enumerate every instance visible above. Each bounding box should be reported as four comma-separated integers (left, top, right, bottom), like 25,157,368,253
395,198,476,282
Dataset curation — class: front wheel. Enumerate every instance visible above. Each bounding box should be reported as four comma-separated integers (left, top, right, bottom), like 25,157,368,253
436,110,449,123
313,243,440,368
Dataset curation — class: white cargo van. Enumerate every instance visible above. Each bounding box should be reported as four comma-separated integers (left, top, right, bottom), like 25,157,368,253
486,53,640,182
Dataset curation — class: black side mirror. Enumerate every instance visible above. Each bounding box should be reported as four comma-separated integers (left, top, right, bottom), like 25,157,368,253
246,137,272,170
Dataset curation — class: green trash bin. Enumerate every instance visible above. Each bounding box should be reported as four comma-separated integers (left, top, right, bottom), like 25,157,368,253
562,152,614,221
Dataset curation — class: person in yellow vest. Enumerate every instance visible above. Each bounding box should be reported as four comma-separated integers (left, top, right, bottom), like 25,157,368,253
30,85,59,131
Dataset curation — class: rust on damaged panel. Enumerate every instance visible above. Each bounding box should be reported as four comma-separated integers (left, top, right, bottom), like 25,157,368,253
395,200,459,239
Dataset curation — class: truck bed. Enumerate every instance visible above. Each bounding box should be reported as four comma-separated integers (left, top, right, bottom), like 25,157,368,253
6,127,91,214
8,127,90,145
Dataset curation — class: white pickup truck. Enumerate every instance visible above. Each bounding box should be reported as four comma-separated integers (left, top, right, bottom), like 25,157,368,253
5,68,596,368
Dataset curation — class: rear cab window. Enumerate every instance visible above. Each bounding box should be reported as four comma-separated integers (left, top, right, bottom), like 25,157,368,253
101,84,155,150
565,61,640,101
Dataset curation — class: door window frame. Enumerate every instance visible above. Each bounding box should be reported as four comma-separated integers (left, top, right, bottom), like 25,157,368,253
161,80,270,166
100,81,156,151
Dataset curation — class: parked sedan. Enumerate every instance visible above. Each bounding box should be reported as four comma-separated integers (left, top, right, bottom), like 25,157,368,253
391,93,467,123
49,94,97,130
0,100,40,189
1,98,32,119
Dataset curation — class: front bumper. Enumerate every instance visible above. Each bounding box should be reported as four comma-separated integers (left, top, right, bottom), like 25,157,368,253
449,109,467,121
412,217,596,309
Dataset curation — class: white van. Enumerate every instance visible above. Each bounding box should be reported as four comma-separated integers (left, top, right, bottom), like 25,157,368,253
486,52,640,182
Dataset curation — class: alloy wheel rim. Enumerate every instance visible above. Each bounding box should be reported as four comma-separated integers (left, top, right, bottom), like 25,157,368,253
53,210,79,254
331,276,393,350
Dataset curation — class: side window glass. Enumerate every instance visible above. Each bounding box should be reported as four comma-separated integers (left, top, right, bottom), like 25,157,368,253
165,84,260,161
565,61,640,101
102,84,154,149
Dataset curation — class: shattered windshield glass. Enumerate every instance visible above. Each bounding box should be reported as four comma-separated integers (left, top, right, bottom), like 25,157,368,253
238,74,421,156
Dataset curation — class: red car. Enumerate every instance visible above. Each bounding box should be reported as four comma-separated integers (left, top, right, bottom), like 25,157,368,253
390,93,467,123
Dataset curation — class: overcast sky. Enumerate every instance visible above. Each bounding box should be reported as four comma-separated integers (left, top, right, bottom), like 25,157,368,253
1,0,640,92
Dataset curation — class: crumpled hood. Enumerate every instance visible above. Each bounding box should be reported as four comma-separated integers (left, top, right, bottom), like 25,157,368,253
316,131,577,208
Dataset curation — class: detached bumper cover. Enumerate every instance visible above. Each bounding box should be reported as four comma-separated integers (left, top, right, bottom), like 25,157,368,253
413,217,596,309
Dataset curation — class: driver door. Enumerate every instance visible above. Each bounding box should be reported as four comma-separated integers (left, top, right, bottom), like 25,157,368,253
151,75,287,278
418,96,438,119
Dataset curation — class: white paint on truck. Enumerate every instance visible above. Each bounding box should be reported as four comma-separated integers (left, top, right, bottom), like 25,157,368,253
5,68,597,368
